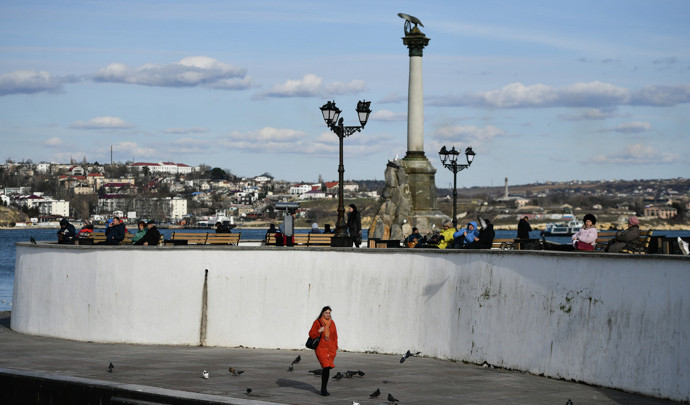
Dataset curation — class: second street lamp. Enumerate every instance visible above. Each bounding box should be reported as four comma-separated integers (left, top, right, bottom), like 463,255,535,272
320,100,372,246
439,146,476,229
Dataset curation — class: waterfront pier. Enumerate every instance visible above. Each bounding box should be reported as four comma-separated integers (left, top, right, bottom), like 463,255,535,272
9,242,690,403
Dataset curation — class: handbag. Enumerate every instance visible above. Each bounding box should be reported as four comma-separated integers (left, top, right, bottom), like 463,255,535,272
305,320,323,350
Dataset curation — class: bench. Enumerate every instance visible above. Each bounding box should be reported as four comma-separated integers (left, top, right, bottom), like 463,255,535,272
265,233,335,247
169,232,241,245
491,238,517,250
595,230,653,253
84,232,135,245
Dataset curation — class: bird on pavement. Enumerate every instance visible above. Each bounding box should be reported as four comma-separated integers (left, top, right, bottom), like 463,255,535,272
308,368,323,376
370,388,381,398
229,367,244,376
352,402,360,405
107,362,114,373
30,237,36,244
332,371,344,380
357,370,365,377
345,370,358,378
291,355,301,365
246,388,252,395
388,393,400,402
287,364,294,372
566,400,573,405
400,350,420,363
202,370,209,379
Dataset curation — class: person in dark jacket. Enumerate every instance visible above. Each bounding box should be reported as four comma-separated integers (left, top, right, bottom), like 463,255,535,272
606,217,641,253
346,204,362,247
517,216,532,240
215,222,231,233
105,217,126,245
57,219,77,244
142,221,161,246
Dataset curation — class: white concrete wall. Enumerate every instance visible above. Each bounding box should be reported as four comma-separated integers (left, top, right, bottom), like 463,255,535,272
12,244,690,402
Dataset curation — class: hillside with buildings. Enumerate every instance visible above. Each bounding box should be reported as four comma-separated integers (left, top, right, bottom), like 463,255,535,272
1,159,688,230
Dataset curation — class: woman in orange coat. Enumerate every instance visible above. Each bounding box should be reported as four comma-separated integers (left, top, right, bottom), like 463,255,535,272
309,306,338,396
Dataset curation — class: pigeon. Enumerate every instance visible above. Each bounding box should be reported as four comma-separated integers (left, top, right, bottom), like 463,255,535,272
388,393,399,403
357,370,366,377
400,350,420,363
30,237,36,244
107,362,114,373
229,367,244,376
246,388,252,395
202,370,209,379
566,400,573,405
352,402,361,405
369,388,381,398
345,370,358,378
287,364,294,372
308,368,323,376
291,355,301,365
332,371,344,380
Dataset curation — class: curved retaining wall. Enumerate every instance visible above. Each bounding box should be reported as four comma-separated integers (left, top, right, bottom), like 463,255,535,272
12,243,690,402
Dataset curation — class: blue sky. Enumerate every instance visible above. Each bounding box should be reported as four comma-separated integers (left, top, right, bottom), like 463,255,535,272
1,1,688,188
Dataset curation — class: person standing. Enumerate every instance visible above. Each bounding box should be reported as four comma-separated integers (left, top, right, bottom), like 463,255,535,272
308,306,338,397
517,216,532,240
346,204,362,247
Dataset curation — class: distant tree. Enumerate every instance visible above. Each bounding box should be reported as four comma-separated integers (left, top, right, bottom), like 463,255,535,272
210,167,229,180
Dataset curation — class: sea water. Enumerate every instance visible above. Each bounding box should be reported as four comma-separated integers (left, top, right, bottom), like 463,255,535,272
1,228,687,311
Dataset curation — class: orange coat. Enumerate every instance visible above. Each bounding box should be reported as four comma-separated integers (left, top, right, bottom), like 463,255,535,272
309,319,338,368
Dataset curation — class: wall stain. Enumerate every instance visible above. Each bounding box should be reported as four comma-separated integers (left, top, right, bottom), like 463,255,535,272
199,269,208,347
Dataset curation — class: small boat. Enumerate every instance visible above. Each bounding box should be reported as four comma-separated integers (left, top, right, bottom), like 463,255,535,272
542,220,584,236
197,210,238,229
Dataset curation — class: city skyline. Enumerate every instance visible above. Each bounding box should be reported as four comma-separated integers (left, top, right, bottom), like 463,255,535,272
1,1,689,188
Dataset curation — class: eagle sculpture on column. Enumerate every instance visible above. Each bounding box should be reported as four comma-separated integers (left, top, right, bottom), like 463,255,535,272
397,13,424,35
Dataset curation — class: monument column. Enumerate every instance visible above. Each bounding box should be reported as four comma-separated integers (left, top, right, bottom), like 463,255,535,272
400,23,447,231
404,30,429,158
367,15,450,240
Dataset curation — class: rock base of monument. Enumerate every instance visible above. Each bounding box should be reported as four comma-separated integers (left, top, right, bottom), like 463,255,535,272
368,157,450,240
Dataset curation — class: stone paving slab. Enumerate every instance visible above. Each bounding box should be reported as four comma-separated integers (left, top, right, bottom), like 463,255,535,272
0,312,680,405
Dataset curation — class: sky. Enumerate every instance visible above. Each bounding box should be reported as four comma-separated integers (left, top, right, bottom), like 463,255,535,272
1,1,689,188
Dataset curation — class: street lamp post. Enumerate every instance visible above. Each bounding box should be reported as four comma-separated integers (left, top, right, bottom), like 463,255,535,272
438,146,476,228
320,100,372,246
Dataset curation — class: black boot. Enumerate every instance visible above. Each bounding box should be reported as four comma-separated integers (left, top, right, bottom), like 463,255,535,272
320,367,330,396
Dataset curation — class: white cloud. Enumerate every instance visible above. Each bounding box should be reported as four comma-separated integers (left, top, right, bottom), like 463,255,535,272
164,127,209,135
0,70,69,96
43,137,63,146
610,121,651,134
111,141,156,157
589,144,680,164
92,56,253,90
371,110,406,122
70,116,134,130
226,126,305,142
255,74,367,99
433,125,504,144
560,108,619,121
428,82,690,109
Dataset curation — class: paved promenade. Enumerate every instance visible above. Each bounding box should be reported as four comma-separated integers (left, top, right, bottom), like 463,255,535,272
0,312,679,405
